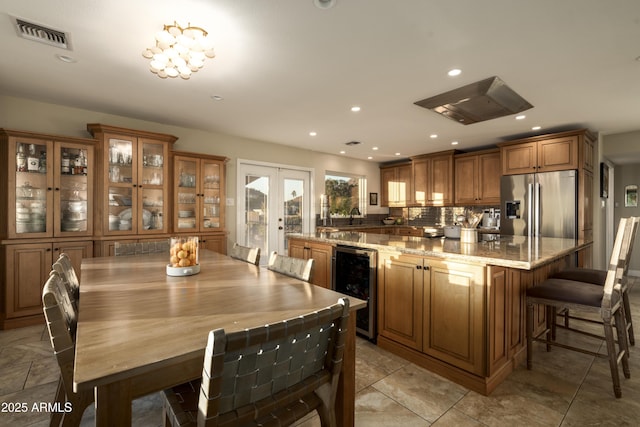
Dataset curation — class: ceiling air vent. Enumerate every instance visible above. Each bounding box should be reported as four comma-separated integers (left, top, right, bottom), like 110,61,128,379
414,76,532,125
11,16,72,50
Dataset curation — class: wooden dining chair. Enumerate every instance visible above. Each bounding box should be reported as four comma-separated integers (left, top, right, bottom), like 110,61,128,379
162,297,350,427
229,242,261,265
42,270,94,426
526,217,632,398
52,253,80,314
267,251,314,282
552,216,639,345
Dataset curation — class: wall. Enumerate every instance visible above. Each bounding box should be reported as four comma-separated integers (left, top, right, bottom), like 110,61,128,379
0,95,386,247
602,130,640,273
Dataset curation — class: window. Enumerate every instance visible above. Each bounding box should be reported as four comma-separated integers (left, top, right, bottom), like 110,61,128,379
325,172,367,217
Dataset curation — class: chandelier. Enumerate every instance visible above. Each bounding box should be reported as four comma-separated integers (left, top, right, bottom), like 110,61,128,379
142,22,215,80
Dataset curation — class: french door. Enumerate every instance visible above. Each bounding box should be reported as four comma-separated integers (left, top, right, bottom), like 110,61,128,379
237,161,313,264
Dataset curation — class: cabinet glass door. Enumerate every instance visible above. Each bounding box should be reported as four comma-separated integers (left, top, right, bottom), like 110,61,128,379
107,137,135,233
176,157,198,231
56,143,91,236
139,140,165,232
12,138,53,238
201,160,222,230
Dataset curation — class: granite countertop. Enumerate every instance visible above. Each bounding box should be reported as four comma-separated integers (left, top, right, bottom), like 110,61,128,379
291,231,590,270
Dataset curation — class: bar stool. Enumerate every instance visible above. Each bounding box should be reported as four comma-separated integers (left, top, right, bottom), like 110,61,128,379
526,217,632,398
552,216,639,345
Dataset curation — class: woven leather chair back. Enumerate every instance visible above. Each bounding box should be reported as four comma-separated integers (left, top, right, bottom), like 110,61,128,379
267,251,314,282
229,243,261,265
198,298,350,426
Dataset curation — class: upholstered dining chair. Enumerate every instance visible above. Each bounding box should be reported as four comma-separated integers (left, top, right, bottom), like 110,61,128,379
267,251,314,282
52,253,80,314
526,217,632,398
228,242,261,265
162,297,350,427
552,216,639,345
42,270,93,426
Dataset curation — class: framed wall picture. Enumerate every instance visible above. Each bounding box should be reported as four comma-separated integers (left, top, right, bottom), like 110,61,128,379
369,192,378,205
600,162,609,198
625,185,637,207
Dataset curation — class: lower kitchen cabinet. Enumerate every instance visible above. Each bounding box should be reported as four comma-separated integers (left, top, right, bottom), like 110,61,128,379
1,240,92,329
288,239,332,288
200,233,227,255
378,253,485,375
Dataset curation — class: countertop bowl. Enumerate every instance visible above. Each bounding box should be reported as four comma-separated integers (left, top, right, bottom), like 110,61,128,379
443,225,461,239
382,218,395,225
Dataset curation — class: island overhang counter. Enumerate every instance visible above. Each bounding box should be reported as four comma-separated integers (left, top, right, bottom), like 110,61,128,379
288,231,592,395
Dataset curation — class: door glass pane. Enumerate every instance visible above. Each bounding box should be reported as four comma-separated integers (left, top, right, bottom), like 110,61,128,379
202,161,221,229
60,146,89,233
108,138,133,184
244,174,269,255
177,158,197,230
141,187,163,231
15,140,48,234
141,142,164,186
108,186,133,231
283,178,304,245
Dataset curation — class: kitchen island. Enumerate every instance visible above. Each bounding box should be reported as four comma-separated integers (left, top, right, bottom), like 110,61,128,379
289,231,591,395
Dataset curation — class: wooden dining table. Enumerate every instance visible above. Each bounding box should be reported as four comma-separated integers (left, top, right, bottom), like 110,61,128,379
73,249,365,426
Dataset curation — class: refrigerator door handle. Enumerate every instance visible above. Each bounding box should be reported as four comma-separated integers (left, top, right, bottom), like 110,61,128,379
534,182,541,237
528,183,533,237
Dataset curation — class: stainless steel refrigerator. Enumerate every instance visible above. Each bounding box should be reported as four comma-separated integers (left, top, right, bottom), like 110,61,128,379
500,170,577,238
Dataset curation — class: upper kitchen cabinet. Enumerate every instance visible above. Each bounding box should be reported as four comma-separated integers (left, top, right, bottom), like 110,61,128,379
87,124,177,237
1,129,96,240
172,152,228,234
380,162,411,207
410,150,456,206
454,149,500,206
499,129,594,175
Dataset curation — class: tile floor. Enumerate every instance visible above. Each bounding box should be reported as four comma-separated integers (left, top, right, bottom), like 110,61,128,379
2,279,640,426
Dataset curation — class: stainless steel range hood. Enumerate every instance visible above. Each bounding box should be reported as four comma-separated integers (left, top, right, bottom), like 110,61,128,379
414,76,533,125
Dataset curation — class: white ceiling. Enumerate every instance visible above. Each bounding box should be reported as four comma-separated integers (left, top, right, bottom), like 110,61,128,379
1,0,640,163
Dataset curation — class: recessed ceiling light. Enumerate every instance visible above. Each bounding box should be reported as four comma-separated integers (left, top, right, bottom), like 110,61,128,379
309,131,317,136
395,152,401,156
515,115,526,120
56,54,76,63
367,156,373,160
430,134,438,139
451,141,459,145
350,106,361,112
372,146,379,150
447,68,461,77
211,95,224,101
532,126,542,130
314,0,336,9
340,150,346,154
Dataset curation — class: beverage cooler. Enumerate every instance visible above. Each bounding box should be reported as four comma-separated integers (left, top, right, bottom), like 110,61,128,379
331,245,377,340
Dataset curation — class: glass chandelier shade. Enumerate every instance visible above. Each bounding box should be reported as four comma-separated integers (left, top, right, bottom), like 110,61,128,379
142,22,215,80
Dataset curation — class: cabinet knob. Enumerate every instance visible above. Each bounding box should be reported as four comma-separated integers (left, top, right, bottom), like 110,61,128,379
53,187,59,191
416,265,422,270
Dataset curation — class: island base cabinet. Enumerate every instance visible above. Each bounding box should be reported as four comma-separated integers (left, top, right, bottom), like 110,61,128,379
424,261,485,375
1,240,92,329
379,255,423,350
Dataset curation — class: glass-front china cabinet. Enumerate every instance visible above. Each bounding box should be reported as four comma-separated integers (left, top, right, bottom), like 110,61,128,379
87,124,176,239
1,129,95,329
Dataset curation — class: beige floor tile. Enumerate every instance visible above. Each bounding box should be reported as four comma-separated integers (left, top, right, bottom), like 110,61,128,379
431,408,484,427
372,363,468,423
355,387,430,426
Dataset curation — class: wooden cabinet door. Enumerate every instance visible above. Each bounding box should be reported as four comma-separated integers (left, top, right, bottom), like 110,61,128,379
537,136,578,172
501,141,537,175
4,243,53,320
477,151,501,205
411,158,428,206
201,234,227,255
309,242,332,289
396,164,412,207
423,260,485,375
379,255,423,350
428,154,454,206
581,170,594,239
380,167,395,207
288,239,305,259
454,156,478,205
